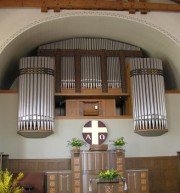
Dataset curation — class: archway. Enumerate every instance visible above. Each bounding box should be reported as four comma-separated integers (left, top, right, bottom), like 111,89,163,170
0,11,179,89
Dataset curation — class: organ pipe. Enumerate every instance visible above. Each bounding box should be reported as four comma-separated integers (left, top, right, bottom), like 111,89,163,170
39,37,140,51
39,38,139,92
18,57,55,132
130,58,168,136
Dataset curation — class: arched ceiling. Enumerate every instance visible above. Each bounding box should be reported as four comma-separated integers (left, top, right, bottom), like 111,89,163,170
0,11,180,89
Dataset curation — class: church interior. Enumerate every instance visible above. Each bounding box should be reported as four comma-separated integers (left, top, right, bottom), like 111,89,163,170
0,0,180,193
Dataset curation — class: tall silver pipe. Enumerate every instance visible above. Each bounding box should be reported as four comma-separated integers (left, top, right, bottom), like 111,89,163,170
130,58,167,135
18,56,55,132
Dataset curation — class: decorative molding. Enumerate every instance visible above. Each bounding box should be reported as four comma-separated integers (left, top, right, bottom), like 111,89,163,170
0,10,179,54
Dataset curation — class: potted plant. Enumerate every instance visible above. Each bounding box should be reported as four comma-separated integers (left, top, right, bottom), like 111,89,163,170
97,169,121,181
67,138,86,152
0,169,24,193
110,137,126,150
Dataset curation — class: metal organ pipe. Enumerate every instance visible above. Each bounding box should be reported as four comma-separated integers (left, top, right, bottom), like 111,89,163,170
61,57,75,89
107,57,121,88
81,56,101,89
18,57,55,132
130,58,167,136
39,38,138,92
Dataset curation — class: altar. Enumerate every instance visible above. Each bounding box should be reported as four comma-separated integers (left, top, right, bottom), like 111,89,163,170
46,121,149,193
72,149,125,193
46,149,149,193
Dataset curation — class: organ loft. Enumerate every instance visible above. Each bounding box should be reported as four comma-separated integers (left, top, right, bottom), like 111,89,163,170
14,37,168,193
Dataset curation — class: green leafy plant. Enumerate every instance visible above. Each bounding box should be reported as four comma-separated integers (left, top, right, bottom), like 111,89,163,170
111,137,126,146
67,138,86,147
0,169,24,193
97,169,120,180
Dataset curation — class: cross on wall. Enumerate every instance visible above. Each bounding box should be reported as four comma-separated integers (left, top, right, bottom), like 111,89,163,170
82,120,108,145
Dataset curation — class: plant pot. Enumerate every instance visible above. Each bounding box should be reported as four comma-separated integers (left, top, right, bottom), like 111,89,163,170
97,179,119,193
72,146,80,153
113,146,125,153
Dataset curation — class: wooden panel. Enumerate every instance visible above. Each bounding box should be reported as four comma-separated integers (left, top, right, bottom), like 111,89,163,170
81,151,117,172
8,156,180,193
81,150,125,193
46,171,72,193
102,99,116,116
58,171,72,193
0,154,9,170
47,172,58,193
66,99,116,117
66,100,79,116
82,101,100,116
71,152,82,193
126,156,179,193
126,170,149,193
116,150,126,193
8,159,71,172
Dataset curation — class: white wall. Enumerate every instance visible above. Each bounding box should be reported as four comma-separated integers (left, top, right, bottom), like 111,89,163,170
0,93,179,159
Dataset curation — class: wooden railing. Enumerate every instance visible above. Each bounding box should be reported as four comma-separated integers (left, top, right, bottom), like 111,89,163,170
0,0,180,13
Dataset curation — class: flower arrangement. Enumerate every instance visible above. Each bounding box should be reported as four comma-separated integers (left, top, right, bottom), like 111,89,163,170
67,138,86,147
111,137,126,146
97,169,120,180
0,169,24,193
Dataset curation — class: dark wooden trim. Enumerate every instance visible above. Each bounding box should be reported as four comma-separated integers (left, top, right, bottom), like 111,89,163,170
55,55,61,93
75,50,81,93
100,52,108,93
165,90,180,94
119,51,126,93
0,0,180,13
38,49,143,58
0,90,17,93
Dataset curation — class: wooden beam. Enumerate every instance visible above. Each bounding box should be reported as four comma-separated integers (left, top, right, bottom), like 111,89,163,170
171,0,180,4
0,0,180,13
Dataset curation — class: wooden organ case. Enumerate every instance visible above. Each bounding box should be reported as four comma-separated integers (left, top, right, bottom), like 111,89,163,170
37,38,143,118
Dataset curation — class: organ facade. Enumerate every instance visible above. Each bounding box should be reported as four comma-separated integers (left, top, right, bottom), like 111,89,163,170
17,37,167,137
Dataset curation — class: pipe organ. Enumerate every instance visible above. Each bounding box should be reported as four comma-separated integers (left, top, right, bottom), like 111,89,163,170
18,57,55,137
61,56,75,89
39,38,140,51
60,55,122,90
38,37,141,93
17,37,168,137
59,55,123,91
107,57,121,89
81,56,102,89
130,58,168,136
